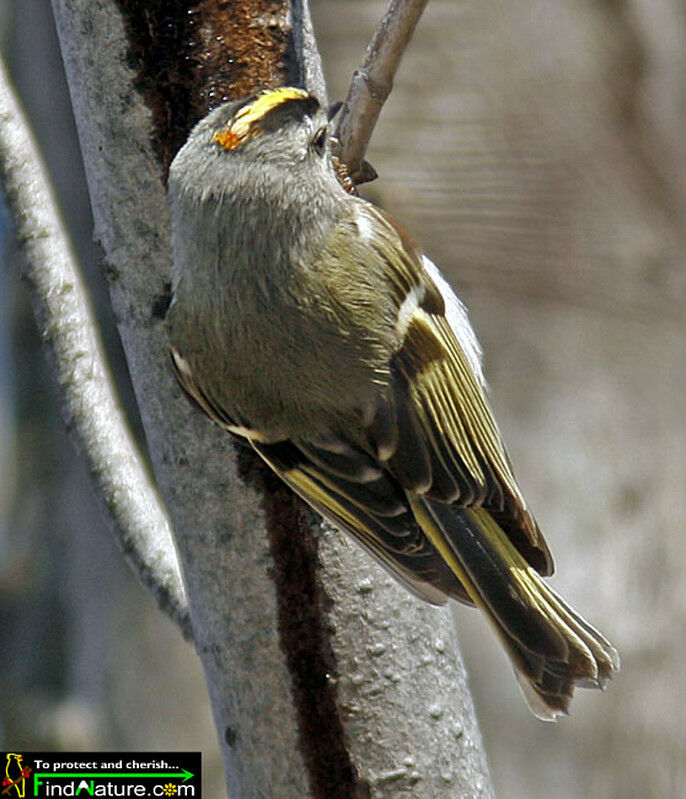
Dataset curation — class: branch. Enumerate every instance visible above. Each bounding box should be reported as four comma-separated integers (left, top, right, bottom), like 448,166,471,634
333,0,430,183
0,52,190,637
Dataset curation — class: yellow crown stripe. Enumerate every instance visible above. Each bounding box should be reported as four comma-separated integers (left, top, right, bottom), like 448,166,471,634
214,87,310,150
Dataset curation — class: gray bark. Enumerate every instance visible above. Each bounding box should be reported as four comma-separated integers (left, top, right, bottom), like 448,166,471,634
48,1,493,796
0,52,187,630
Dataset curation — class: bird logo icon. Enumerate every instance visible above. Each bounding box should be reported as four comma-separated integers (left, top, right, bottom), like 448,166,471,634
2,754,31,798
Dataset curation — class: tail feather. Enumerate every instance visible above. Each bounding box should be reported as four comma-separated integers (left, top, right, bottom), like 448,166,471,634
412,497,619,720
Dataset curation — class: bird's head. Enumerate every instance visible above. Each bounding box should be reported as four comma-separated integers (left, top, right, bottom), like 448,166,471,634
170,87,342,203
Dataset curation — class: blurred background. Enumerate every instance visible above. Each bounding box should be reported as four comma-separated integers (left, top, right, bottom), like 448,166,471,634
1,1,684,797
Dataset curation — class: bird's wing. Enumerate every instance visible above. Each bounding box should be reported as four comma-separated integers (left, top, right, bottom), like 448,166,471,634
357,204,554,575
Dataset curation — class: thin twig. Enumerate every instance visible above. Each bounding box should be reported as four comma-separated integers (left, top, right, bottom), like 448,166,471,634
333,0,429,183
0,53,191,637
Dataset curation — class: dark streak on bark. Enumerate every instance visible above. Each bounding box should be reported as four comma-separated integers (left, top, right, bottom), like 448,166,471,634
237,448,371,799
114,0,294,176
115,2,201,174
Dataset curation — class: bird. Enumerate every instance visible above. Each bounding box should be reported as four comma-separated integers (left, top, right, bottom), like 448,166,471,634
4,754,27,798
166,86,619,719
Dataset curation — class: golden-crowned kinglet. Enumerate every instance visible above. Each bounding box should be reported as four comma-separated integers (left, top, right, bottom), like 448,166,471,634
166,87,618,719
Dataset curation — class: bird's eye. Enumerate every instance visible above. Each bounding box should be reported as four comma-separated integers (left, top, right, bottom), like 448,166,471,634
311,126,328,156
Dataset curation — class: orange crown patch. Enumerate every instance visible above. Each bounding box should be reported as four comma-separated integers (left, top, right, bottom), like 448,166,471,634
213,87,311,151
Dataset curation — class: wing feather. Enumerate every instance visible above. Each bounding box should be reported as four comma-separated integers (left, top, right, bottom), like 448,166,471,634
253,439,471,604
390,305,553,574
359,204,553,575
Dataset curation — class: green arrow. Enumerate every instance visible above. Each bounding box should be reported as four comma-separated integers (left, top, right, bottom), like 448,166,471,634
33,769,194,784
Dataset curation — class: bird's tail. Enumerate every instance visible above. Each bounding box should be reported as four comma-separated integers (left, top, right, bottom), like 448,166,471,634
410,496,620,719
